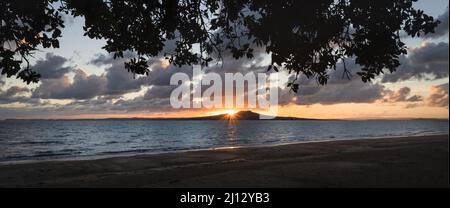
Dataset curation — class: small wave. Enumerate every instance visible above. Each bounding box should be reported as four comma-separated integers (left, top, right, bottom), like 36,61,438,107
5,151,76,160
130,133,145,138
29,149,81,158
17,140,65,145
264,139,280,143
99,146,192,155
101,149,152,154
4,155,33,160
33,152,74,157
54,133,71,138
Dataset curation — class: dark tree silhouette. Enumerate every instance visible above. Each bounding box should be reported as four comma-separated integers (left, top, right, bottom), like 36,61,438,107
1,0,440,91
1,0,63,83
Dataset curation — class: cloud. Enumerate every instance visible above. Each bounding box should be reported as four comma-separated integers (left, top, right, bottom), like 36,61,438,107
3,34,447,119
0,76,5,86
103,63,150,95
0,86,39,105
147,60,193,86
279,82,424,107
405,95,423,102
143,85,177,100
39,43,265,102
381,42,449,83
32,70,106,99
32,59,154,100
277,59,424,106
111,98,169,112
83,51,269,111
89,51,136,66
89,39,178,67
5,86,29,97
381,87,423,103
425,7,449,39
33,53,73,79
274,59,385,105
427,83,449,108
287,80,386,105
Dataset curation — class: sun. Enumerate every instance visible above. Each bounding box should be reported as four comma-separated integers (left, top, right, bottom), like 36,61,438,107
226,110,237,117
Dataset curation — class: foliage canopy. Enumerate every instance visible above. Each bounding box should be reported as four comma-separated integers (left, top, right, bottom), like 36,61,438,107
0,0,439,91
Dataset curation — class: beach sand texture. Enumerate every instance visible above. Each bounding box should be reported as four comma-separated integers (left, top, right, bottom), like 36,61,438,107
0,135,448,187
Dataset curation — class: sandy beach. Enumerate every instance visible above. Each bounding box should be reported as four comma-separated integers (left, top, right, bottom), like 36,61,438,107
0,135,448,188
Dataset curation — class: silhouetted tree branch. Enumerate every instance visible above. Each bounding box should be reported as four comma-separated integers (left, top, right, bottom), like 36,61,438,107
0,0,440,92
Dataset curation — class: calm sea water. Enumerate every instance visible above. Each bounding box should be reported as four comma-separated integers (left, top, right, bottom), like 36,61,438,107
0,119,448,163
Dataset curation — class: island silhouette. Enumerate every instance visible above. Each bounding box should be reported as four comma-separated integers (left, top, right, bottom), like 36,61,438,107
103,111,322,120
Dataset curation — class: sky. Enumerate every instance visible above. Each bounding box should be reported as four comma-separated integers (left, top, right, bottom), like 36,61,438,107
0,0,448,120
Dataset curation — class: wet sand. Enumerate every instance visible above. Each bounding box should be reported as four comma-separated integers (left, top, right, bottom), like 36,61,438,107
0,135,448,187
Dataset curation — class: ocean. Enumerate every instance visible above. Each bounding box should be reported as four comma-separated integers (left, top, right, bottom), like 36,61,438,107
0,119,448,163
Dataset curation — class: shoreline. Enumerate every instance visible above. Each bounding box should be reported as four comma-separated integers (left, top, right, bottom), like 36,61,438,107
1,133,447,165
0,135,448,187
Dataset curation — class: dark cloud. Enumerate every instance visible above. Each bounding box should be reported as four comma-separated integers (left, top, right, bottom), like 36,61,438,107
55,95,117,113
289,80,385,105
0,86,40,105
89,54,114,66
33,53,72,79
101,52,269,111
0,77,5,87
427,83,449,108
89,38,178,67
89,52,195,95
60,70,107,99
0,94,30,104
381,87,423,103
89,51,136,66
0,107,53,119
425,7,449,39
280,82,424,107
381,42,449,83
143,85,177,100
32,60,153,100
406,95,423,102
109,95,173,112
277,59,425,106
5,86,29,97
3,35,447,118
104,63,150,95
32,70,106,99
274,60,385,105
147,62,193,86
85,43,267,100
